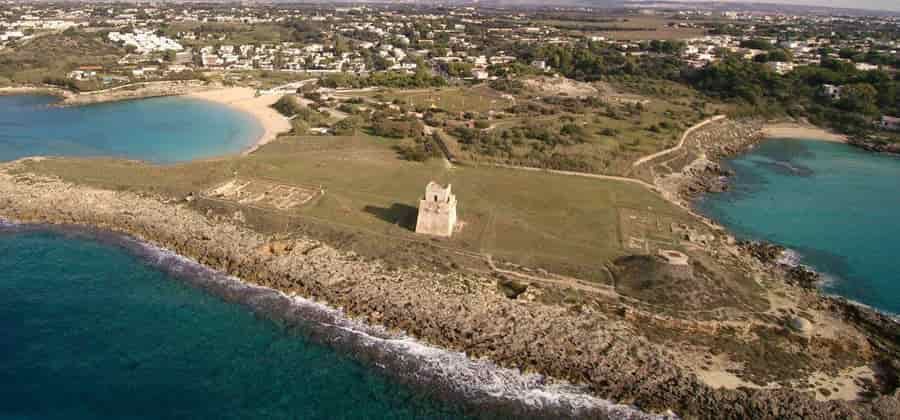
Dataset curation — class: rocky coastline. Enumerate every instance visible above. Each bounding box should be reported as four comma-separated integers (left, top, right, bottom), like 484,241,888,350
2,81,209,106
0,85,73,99
847,137,900,155
2,158,899,418
668,118,897,302
666,117,900,384
57,79,207,106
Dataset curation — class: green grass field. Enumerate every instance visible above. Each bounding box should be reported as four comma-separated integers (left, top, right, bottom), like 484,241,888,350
20,132,703,281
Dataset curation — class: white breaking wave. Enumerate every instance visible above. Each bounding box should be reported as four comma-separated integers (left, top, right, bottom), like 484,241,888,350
126,236,673,420
817,271,840,289
776,248,801,267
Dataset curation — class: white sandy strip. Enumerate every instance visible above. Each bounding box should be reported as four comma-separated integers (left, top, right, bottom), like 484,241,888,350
186,87,292,155
761,123,847,143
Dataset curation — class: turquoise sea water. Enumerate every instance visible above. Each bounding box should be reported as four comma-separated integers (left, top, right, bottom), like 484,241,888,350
0,227,467,419
697,139,900,315
0,95,262,163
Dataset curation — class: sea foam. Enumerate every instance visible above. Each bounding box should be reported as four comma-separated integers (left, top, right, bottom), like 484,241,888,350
122,235,671,419
776,248,802,267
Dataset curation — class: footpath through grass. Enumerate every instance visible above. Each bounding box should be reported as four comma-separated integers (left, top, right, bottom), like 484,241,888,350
17,133,704,281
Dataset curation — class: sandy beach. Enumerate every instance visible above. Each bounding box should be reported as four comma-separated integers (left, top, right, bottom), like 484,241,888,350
762,122,847,143
186,87,292,155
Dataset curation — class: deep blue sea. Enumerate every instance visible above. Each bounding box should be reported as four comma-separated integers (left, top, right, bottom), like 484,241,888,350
697,139,900,315
0,225,638,419
0,95,262,163
0,227,469,419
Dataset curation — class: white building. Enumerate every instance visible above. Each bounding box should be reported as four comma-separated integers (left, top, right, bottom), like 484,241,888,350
108,30,183,54
767,61,795,75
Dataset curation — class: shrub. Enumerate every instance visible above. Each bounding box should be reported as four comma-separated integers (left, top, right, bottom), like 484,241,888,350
394,136,441,161
272,95,304,117
372,116,424,138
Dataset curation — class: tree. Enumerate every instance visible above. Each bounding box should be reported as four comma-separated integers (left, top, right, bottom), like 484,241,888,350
838,83,878,115
444,62,473,78
333,115,363,136
755,49,792,63
272,95,305,117
739,39,775,51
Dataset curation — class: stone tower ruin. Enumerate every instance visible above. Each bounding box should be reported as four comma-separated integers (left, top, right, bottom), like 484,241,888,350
415,182,457,237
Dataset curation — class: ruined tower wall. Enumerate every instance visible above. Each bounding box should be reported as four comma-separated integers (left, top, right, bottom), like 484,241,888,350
415,182,457,237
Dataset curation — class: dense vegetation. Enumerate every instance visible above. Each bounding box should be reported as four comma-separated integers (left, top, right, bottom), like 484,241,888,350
320,70,446,89
0,30,124,86
508,40,686,81
371,114,424,138
503,39,896,139
393,133,443,162
683,55,898,136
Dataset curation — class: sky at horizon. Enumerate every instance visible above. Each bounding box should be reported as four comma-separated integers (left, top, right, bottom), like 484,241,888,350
47,0,900,14
675,0,900,13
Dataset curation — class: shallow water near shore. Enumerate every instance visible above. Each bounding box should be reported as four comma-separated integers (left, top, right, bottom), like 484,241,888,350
697,138,900,315
0,94,262,163
0,225,654,419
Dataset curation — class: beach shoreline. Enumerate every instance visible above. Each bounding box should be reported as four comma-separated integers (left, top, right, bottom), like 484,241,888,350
6,81,293,157
184,87,292,156
762,122,848,143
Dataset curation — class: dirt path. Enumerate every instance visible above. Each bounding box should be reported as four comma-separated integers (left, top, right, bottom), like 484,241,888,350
630,115,726,169
488,163,658,190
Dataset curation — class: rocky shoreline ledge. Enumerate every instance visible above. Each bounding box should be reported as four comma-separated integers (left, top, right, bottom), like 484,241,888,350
2,81,207,105
654,117,896,306
57,80,207,106
2,160,899,419
847,137,900,155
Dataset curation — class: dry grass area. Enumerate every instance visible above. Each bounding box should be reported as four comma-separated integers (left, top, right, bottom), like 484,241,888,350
537,16,708,40
456,80,717,175
17,133,706,282
349,85,515,114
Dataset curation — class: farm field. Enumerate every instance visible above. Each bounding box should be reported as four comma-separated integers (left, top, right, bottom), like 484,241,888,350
534,16,709,40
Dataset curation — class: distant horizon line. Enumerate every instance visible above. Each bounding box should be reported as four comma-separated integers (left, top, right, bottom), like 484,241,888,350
7,0,900,15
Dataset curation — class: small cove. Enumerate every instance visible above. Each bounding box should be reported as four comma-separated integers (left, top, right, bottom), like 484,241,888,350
697,138,900,315
0,94,263,163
